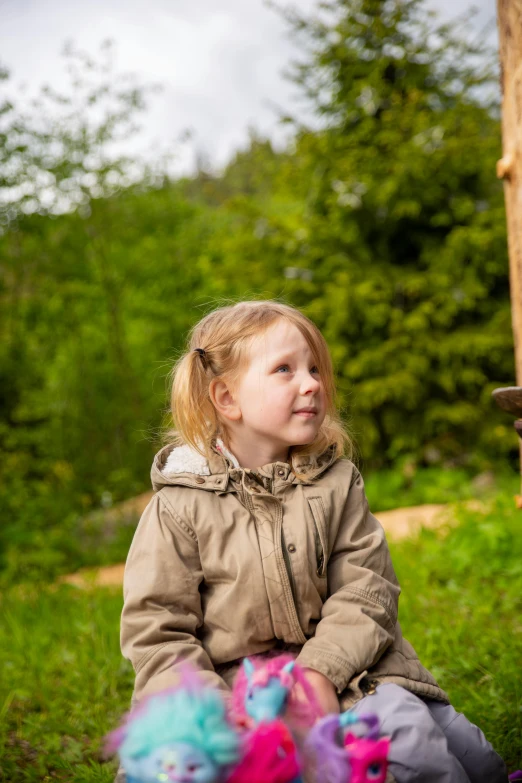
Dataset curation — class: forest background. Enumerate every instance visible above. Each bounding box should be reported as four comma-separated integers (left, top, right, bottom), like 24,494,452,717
1,0,516,584
2,0,522,777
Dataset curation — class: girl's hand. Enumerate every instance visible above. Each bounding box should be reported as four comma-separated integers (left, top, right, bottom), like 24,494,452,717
302,668,340,716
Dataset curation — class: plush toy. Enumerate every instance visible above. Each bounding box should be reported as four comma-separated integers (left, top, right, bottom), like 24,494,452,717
226,719,304,783
105,657,393,783
227,653,318,783
231,653,323,728
305,711,390,783
105,670,240,783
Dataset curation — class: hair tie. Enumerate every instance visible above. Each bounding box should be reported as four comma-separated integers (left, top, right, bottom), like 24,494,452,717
193,347,208,369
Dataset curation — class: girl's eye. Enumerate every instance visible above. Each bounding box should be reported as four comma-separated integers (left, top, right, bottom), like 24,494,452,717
276,365,319,374
187,764,201,772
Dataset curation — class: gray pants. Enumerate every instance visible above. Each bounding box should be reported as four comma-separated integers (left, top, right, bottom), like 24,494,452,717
351,683,508,783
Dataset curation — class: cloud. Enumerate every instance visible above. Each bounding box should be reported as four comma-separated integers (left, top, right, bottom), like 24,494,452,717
1,0,497,174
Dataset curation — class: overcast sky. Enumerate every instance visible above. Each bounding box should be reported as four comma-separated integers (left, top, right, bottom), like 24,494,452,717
1,0,497,175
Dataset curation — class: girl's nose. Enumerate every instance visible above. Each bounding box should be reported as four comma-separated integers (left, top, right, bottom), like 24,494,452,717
299,372,321,395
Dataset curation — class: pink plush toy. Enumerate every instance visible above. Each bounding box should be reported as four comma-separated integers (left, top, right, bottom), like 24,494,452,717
226,719,303,783
343,729,390,783
231,652,323,729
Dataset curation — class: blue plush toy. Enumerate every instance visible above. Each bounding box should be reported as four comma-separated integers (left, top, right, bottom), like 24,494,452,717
105,671,239,783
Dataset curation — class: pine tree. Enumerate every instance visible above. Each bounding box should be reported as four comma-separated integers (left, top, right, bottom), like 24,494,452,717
273,0,513,468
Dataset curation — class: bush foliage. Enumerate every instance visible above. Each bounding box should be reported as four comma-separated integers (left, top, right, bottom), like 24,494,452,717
0,0,516,581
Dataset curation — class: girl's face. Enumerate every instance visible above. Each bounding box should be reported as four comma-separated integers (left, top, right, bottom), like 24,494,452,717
230,319,327,456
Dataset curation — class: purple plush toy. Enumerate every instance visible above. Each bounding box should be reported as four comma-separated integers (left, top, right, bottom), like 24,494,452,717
305,710,390,783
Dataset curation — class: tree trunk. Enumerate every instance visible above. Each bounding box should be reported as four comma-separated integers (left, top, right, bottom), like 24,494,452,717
496,0,522,484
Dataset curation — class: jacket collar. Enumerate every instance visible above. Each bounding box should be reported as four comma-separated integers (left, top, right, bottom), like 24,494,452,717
151,438,338,492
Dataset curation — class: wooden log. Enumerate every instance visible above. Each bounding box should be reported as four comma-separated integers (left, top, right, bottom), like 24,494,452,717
496,0,522,488
497,0,522,380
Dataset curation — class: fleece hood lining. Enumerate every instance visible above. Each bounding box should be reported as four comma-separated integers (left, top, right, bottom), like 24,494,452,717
163,438,239,477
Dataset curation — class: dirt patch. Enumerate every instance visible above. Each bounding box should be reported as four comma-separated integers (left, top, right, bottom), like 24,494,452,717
59,563,126,589
376,503,449,540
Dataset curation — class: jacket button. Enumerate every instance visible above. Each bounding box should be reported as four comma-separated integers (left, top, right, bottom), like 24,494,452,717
287,543,296,553
277,468,285,476
195,477,205,484
362,678,378,695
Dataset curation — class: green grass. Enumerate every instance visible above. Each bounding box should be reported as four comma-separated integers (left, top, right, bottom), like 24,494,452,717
0,586,133,782
365,464,519,511
1,490,521,779
389,494,522,767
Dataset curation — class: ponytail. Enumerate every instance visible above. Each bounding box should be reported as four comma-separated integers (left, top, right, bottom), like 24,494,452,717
169,347,220,459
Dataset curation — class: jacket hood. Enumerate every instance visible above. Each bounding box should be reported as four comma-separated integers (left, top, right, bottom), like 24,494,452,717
150,438,339,493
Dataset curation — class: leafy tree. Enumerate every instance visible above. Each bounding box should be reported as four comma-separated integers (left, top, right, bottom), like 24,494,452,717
0,2,516,583
0,40,162,230
0,44,171,579
237,0,513,469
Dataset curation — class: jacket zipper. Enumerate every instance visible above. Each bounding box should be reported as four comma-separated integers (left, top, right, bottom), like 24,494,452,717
245,485,299,621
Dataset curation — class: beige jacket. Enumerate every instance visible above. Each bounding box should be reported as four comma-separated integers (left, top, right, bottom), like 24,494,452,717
121,440,448,708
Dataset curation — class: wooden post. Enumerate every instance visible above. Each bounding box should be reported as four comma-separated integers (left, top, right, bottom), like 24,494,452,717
496,0,522,489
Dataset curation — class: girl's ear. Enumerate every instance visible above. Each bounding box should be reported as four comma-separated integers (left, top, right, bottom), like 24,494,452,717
209,378,242,422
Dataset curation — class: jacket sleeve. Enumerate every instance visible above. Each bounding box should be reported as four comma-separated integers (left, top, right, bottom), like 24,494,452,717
120,490,228,702
295,468,400,693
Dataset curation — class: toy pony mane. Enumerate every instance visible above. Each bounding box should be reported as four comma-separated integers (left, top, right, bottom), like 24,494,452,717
231,652,323,727
304,714,349,783
105,667,239,766
249,656,295,690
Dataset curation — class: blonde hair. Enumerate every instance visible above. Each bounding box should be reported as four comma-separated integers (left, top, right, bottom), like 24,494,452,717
168,300,353,480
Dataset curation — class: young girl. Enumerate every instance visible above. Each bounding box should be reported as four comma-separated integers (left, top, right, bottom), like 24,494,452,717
119,300,507,783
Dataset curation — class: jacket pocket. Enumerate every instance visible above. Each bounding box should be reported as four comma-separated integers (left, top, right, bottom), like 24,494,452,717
307,496,328,578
